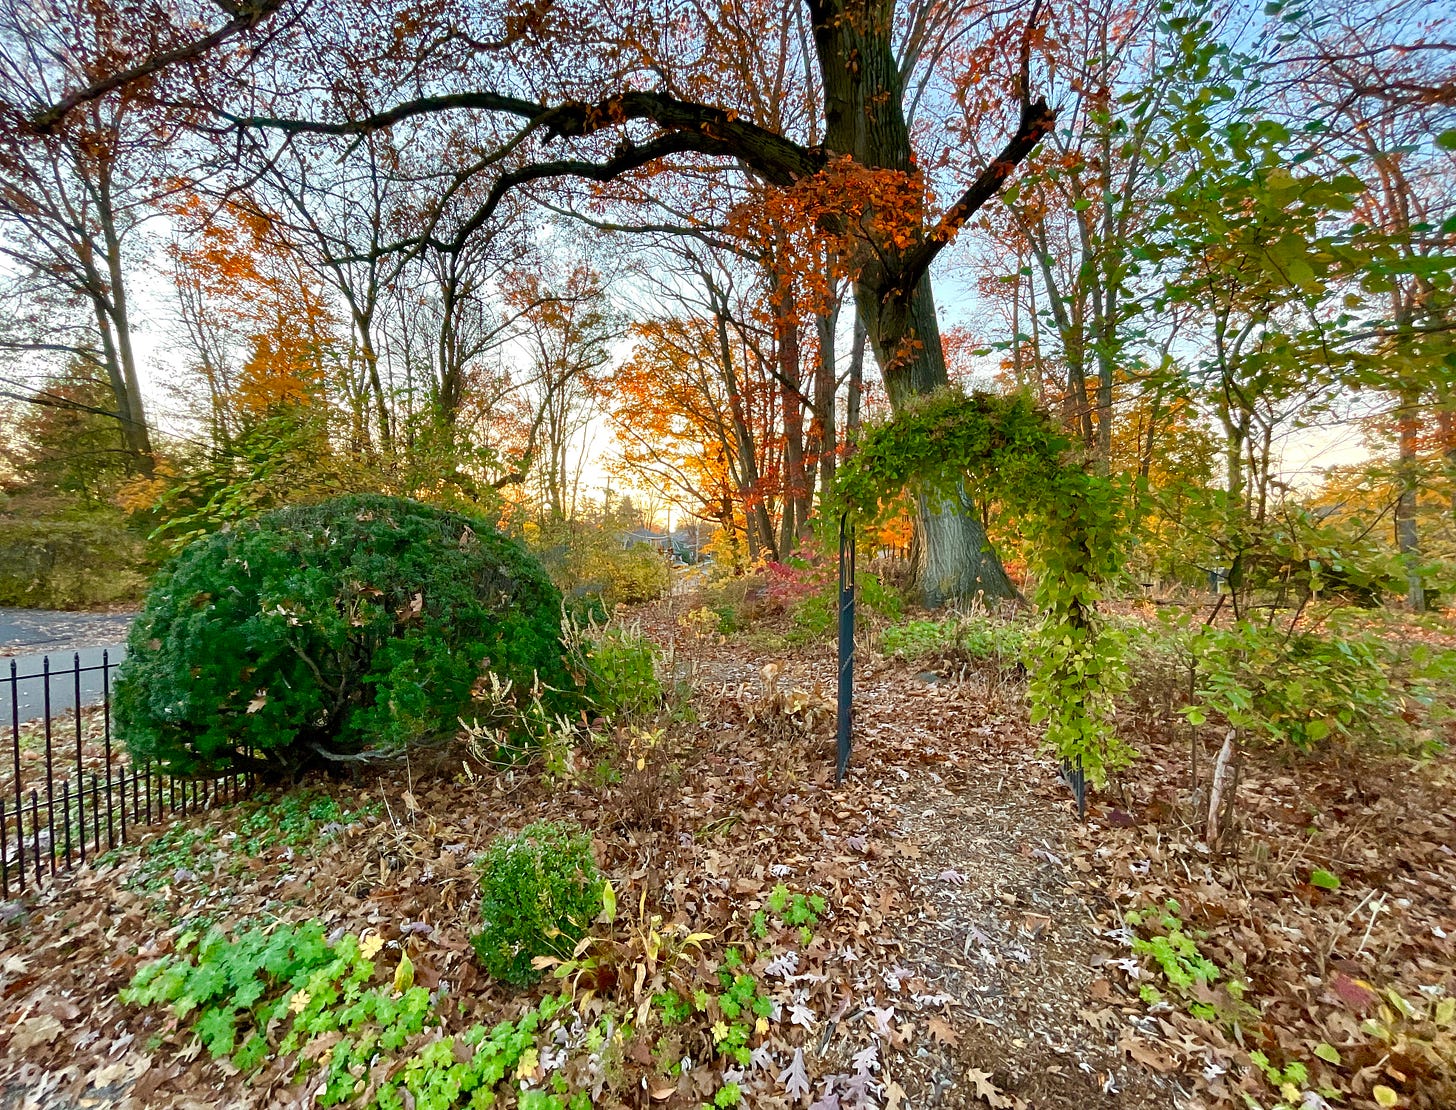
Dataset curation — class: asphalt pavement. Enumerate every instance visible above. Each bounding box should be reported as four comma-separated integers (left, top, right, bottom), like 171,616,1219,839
1,608,136,728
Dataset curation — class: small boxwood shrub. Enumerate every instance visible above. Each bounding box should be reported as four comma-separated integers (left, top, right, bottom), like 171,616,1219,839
114,494,572,776
471,821,604,986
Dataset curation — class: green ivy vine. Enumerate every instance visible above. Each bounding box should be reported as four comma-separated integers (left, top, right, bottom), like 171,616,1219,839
835,388,1132,784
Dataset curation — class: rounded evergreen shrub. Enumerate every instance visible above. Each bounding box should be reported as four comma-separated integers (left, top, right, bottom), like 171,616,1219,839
471,821,604,986
114,494,572,775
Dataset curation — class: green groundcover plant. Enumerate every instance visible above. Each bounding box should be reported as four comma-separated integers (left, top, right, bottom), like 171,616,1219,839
114,494,573,776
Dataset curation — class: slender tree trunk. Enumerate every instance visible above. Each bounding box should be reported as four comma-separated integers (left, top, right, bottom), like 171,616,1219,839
1439,405,1456,523
770,255,810,549
1396,388,1426,612
96,196,153,471
812,298,839,504
712,302,777,561
846,310,865,441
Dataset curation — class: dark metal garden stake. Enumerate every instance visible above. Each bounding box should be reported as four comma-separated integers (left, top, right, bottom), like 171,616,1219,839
74,654,84,858
836,513,856,783
1060,757,1087,820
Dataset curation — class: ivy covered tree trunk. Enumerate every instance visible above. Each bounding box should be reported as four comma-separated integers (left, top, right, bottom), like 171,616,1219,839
858,273,1018,603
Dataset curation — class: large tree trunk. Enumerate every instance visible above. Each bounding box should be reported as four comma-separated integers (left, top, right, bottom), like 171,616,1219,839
857,271,1018,603
917,490,1019,608
813,0,1016,603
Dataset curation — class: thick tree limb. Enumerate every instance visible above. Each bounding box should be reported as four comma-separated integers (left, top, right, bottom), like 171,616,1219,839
897,0,1055,293
230,89,825,188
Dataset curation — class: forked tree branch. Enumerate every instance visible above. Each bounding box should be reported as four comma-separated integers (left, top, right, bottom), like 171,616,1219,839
32,0,288,133
896,0,1055,294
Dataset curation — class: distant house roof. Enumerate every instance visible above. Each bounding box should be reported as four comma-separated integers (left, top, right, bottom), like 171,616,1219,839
620,527,705,561
621,528,672,548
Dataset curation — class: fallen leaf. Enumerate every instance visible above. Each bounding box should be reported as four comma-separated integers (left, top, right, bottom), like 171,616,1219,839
927,1016,960,1046
967,1067,1012,1108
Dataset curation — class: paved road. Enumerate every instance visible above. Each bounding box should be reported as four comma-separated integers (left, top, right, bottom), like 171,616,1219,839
0,607,136,653
1,609,136,728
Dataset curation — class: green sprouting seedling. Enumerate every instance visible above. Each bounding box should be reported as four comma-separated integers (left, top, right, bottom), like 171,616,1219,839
758,884,826,946
1125,902,1240,1023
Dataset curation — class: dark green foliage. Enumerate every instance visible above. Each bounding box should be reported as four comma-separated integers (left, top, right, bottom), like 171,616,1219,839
471,821,604,986
114,494,571,776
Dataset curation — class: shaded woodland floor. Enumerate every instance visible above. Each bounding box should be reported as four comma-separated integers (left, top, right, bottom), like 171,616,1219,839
1,601,1451,1109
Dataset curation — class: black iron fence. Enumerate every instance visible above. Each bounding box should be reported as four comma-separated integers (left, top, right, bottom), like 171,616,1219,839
3,651,254,897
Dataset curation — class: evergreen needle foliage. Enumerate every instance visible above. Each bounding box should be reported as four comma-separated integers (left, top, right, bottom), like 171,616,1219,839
114,494,572,776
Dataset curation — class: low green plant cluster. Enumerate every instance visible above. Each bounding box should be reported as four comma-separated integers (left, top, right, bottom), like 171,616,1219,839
1124,897,1252,1031
236,788,379,856
576,625,663,722
1124,897,1228,1013
752,882,826,948
114,494,573,777
472,821,606,986
105,824,214,893
121,922,434,1105
121,920,608,1108
373,994,591,1110
655,946,775,1069
103,788,376,894
880,615,1029,665
785,570,903,645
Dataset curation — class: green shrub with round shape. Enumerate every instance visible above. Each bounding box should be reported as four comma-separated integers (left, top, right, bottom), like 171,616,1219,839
471,821,604,986
113,494,572,776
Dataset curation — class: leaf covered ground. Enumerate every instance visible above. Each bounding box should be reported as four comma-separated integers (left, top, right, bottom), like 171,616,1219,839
0,601,1451,1110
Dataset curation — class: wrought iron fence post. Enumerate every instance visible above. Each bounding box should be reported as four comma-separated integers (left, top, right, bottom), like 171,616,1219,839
42,656,54,871
103,651,114,850
73,653,84,860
